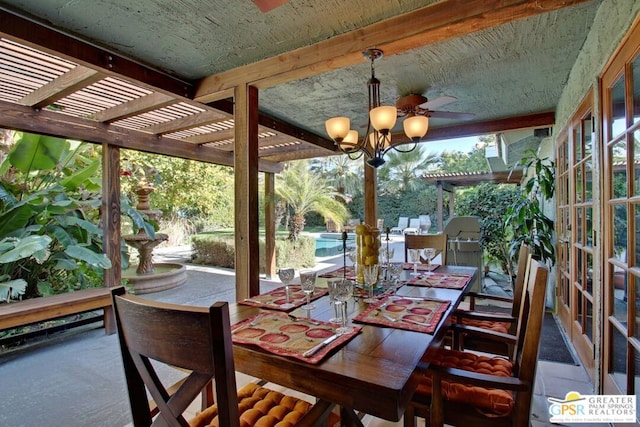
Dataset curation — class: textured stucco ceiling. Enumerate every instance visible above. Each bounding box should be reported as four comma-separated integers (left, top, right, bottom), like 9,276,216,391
0,0,603,142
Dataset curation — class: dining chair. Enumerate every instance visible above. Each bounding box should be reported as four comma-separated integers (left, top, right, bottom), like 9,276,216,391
450,244,531,355
403,258,549,427
111,287,335,427
404,233,448,265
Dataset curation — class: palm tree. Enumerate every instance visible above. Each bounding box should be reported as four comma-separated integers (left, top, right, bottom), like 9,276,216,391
310,155,362,198
276,160,348,241
379,145,438,193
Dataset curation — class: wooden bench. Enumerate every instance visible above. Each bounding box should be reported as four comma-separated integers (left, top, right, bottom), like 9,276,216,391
0,287,116,335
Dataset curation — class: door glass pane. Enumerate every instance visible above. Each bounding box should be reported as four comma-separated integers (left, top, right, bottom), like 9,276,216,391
612,139,628,198
577,289,584,329
576,165,583,203
633,55,640,124
635,129,640,196
575,123,583,161
634,276,640,340
583,116,593,157
585,160,593,201
611,74,627,137
614,204,629,254
585,298,593,344
586,207,593,246
614,269,628,324
576,207,583,244
611,326,628,391
635,204,640,268
562,274,571,307
586,252,593,295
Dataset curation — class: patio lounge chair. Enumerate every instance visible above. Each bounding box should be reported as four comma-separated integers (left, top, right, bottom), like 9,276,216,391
390,217,409,234
403,218,421,235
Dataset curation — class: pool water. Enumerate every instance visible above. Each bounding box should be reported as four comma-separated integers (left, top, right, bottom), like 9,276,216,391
314,237,353,257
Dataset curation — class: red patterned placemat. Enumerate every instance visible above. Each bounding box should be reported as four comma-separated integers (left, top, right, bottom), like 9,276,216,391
406,272,472,289
403,263,440,271
318,266,356,280
238,286,328,311
231,312,361,364
353,296,450,334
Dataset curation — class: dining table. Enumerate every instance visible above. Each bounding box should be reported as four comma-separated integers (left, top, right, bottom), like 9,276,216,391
228,264,477,426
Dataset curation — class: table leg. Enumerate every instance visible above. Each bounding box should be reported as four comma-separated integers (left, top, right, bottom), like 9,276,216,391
339,406,365,427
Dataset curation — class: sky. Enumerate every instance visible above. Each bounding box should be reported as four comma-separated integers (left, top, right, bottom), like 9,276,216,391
421,136,481,155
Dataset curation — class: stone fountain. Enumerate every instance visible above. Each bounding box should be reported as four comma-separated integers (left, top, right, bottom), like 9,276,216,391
122,181,187,294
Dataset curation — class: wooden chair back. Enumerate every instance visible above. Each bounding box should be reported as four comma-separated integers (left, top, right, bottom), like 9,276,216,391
408,258,549,427
508,244,531,333
404,233,448,265
111,287,240,427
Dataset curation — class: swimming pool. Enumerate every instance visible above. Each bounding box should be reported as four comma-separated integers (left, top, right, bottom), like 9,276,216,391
314,236,354,257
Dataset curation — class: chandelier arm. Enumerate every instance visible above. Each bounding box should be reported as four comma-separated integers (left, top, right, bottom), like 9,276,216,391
386,141,417,155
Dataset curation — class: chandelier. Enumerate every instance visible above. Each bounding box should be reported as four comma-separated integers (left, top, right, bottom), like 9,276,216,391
324,48,429,168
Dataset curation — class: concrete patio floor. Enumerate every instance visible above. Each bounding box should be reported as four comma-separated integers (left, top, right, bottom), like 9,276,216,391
0,239,602,427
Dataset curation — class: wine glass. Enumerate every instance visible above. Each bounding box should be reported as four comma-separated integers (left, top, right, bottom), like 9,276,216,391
299,269,317,310
277,267,295,309
327,278,343,324
362,264,379,304
423,247,436,276
409,248,422,276
334,279,355,334
388,262,404,293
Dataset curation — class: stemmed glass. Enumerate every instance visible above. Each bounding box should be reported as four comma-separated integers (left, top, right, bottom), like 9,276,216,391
362,264,379,304
334,279,355,334
423,248,436,276
388,262,404,293
300,269,317,310
409,248,422,276
277,267,295,309
327,278,342,323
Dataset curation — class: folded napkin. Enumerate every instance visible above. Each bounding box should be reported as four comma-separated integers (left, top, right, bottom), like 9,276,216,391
232,312,361,364
239,285,328,311
406,272,472,289
403,263,440,271
353,296,450,334
318,266,356,280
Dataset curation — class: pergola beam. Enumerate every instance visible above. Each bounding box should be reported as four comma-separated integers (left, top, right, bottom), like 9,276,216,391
0,99,283,173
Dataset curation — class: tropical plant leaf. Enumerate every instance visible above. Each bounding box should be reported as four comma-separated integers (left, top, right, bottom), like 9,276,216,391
59,159,100,190
0,183,17,207
0,235,52,263
64,244,112,269
0,278,27,302
0,204,34,238
9,132,70,172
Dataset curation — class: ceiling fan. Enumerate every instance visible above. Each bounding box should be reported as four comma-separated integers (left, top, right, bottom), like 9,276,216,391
252,0,288,13
395,94,475,121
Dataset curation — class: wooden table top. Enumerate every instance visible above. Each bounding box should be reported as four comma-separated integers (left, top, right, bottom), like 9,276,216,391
229,265,477,422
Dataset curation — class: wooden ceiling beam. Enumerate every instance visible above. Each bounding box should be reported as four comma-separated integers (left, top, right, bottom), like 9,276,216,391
0,99,283,173
209,99,337,152
94,92,176,122
18,65,103,108
391,111,556,145
195,0,592,99
140,110,228,135
0,7,194,98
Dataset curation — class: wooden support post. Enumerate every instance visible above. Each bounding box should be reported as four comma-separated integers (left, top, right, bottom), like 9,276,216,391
101,143,121,334
364,162,377,227
234,84,260,300
265,172,276,279
436,181,444,232
448,190,455,220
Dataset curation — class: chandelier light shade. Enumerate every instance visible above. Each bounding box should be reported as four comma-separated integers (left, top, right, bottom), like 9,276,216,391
324,48,426,168
403,115,429,140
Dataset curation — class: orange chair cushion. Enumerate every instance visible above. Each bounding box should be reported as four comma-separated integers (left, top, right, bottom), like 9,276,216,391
460,316,510,334
415,349,515,417
190,383,314,427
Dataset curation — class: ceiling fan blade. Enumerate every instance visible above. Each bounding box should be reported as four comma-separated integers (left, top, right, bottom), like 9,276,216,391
428,110,476,120
252,0,288,13
418,95,457,110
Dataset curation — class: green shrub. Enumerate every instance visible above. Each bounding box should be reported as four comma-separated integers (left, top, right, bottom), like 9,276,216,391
191,234,316,271
191,235,235,268
276,236,315,268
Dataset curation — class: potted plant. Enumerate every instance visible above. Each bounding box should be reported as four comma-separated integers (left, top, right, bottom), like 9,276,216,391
505,150,556,267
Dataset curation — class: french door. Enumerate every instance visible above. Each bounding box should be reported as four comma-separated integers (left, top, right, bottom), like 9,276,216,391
556,92,596,381
601,21,640,404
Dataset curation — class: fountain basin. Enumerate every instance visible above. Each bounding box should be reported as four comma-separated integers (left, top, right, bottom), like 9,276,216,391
122,262,187,294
